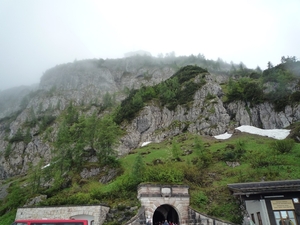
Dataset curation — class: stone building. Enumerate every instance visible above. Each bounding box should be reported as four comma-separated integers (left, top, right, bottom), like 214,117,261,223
15,205,110,225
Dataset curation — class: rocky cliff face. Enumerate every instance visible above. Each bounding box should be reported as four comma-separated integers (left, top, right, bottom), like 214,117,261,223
0,58,299,180
117,73,300,154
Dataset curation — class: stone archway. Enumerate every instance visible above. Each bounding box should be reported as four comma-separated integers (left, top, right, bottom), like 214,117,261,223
138,184,189,225
153,204,179,225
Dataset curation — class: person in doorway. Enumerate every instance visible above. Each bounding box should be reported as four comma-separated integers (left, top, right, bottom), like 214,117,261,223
279,217,294,225
163,220,169,225
247,216,255,225
279,218,284,225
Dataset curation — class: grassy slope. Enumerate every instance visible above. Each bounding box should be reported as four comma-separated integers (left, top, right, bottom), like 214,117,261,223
1,122,300,225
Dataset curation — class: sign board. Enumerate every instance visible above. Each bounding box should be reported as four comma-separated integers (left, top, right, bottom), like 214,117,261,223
271,200,294,210
161,187,171,197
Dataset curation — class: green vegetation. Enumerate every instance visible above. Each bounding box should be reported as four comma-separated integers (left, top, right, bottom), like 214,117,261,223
114,65,207,123
9,128,25,143
226,58,300,111
0,181,28,224
270,138,296,154
226,77,264,105
44,103,123,194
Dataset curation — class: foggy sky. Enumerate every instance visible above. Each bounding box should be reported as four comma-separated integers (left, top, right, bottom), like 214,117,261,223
1,0,300,91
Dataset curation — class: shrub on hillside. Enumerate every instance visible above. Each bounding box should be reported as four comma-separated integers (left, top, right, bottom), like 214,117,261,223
9,128,24,143
144,163,184,183
222,140,246,162
193,191,209,207
171,65,207,83
270,138,295,154
226,77,264,104
182,165,205,184
246,149,283,169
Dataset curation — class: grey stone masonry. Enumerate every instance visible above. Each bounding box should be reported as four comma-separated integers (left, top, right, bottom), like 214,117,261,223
138,184,190,225
188,208,237,225
136,184,237,225
15,205,110,225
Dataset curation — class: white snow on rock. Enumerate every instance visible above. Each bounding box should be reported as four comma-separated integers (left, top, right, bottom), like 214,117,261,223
141,141,152,147
214,125,290,140
214,132,232,140
41,163,50,169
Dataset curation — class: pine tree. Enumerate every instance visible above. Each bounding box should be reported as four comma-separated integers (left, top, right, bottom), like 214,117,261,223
95,115,121,166
171,140,181,161
131,154,145,184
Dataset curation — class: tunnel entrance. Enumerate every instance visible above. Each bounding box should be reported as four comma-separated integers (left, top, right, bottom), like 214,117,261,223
153,204,179,225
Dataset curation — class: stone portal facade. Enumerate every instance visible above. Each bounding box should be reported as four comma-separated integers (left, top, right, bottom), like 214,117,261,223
135,184,236,225
138,184,190,225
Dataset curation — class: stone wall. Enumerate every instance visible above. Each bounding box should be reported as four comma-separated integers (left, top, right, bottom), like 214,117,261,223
125,206,146,225
15,205,110,225
188,208,237,225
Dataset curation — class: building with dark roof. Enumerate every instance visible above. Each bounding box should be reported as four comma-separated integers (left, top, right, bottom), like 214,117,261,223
228,180,300,225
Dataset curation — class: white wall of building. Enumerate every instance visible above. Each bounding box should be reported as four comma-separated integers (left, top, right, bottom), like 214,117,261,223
245,200,271,225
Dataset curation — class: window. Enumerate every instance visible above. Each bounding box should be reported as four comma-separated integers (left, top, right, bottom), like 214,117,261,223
274,210,297,225
251,214,256,225
257,212,263,225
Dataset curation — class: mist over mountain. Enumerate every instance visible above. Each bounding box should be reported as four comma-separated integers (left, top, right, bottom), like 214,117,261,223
0,84,38,119
124,50,152,57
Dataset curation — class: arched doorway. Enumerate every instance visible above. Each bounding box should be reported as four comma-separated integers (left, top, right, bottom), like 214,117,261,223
153,204,179,225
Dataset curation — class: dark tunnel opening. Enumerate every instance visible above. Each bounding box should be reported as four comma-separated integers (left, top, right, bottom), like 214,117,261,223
153,204,179,225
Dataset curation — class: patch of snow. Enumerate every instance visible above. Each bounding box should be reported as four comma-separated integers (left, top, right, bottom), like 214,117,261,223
214,132,232,140
41,163,50,169
141,141,152,147
236,125,290,140
213,125,290,140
